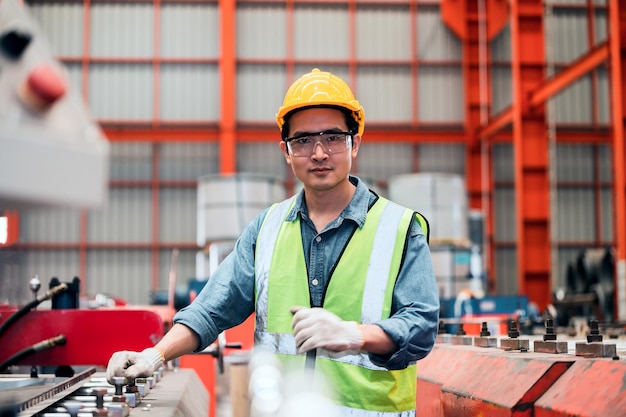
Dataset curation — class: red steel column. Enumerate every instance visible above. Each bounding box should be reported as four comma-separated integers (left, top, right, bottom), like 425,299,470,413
466,0,494,291
80,0,92,293
151,0,162,292
442,0,507,292
609,0,626,320
510,0,551,310
220,0,237,174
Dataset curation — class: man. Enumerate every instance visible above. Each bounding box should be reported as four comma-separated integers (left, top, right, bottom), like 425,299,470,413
107,68,439,417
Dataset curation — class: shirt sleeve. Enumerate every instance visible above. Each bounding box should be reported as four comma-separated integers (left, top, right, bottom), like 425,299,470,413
368,218,440,370
172,208,267,352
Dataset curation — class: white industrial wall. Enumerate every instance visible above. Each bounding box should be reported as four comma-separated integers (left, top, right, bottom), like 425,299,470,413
0,0,613,306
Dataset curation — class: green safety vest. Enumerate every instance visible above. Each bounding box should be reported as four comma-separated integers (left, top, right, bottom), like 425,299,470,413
254,195,422,417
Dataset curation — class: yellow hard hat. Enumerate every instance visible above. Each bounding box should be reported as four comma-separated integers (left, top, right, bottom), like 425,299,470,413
276,68,365,136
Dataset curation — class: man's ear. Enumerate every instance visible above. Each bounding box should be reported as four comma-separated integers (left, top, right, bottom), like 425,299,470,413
351,134,361,155
279,141,291,163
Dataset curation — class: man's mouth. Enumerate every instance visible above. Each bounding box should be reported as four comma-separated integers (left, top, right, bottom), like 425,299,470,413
310,166,331,173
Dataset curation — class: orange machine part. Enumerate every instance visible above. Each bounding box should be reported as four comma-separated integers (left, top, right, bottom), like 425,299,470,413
178,315,254,417
179,353,215,417
224,314,255,352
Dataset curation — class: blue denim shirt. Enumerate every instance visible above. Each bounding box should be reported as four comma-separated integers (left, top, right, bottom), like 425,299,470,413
174,176,439,369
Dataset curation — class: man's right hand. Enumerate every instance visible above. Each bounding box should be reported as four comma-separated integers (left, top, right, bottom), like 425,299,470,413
106,347,164,384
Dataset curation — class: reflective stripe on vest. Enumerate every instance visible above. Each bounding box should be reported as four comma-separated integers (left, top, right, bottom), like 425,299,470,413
254,196,417,414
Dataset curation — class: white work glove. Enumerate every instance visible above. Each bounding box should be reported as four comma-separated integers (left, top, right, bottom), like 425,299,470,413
290,306,363,354
106,348,164,385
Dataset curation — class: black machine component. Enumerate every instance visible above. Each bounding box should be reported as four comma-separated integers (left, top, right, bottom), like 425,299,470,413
0,335,66,373
50,277,80,310
0,283,67,339
553,248,615,326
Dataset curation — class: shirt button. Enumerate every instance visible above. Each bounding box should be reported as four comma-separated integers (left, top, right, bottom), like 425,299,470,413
312,279,319,286
315,236,322,243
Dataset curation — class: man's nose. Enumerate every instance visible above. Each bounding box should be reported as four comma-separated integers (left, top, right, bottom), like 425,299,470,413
311,140,329,158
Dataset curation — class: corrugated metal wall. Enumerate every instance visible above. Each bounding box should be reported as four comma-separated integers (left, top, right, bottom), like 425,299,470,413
1,0,612,306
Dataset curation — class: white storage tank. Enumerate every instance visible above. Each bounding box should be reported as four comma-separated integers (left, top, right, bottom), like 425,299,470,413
388,173,468,243
197,173,286,247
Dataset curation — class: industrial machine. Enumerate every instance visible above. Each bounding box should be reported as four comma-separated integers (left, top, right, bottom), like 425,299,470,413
0,366,208,417
0,2,210,415
0,274,214,417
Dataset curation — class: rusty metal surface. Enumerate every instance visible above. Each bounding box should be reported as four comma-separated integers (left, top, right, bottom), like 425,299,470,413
416,344,485,417
418,345,576,414
534,359,626,417
440,352,574,416
418,335,626,416
417,344,582,416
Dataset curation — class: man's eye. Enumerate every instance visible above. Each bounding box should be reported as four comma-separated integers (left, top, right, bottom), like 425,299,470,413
294,138,310,145
326,135,342,142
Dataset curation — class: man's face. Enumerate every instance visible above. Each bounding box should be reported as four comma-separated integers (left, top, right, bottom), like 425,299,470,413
279,107,360,192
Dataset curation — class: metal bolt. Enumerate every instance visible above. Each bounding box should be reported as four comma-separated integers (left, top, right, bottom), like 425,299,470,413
112,376,126,396
480,322,491,337
587,319,603,343
543,318,557,341
508,320,520,339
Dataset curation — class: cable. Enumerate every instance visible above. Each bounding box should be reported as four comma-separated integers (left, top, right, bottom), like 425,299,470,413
0,334,66,373
0,283,67,339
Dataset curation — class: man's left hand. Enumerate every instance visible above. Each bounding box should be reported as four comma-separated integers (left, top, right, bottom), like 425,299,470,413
290,306,363,354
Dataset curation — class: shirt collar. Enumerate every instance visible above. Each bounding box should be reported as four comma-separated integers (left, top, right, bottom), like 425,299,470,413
285,175,372,228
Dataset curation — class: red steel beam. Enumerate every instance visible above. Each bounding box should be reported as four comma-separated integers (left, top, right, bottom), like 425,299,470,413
14,242,198,250
103,126,610,145
104,127,219,142
477,44,609,142
528,43,609,109
477,108,513,140
478,39,609,143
